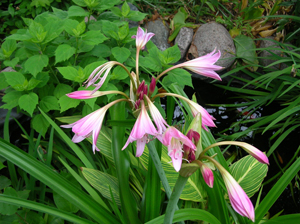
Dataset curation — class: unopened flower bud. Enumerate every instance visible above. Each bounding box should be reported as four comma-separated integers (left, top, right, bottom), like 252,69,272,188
137,80,145,96
144,84,148,95
149,77,156,93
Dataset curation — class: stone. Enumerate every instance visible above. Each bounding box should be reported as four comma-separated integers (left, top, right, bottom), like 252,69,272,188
84,15,96,23
175,27,193,59
192,22,236,71
259,37,290,69
145,18,170,51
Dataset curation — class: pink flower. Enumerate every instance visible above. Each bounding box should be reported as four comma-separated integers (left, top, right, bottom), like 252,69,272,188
221,170,255,222
122,101,158,157
174,49,223,80
187,100,216,131
66,90,103,99
84,61,116,93
61,106,109,154
132,27,155,50
238,142,269,165
200,163,214,188
162,127,196,172
145,95,168,135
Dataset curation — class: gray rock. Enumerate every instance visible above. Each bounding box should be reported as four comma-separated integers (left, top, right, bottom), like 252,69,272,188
84,15,96,23
192,22,236,71
259,37,290,69
175,27,193,59
1,67,16,73
145,18,170,51
118,3,139,28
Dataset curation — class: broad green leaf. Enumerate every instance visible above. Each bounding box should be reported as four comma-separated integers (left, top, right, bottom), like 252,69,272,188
59,95,81,112
75,20,86,36
94,0,121,12
31,114,50,137
0,73,9,91
1,39,17,58
110,7,122,17
160,44,181,65
0,176,11,190
63,19,79,36
230,155,268,198
68,5,89,17
19,92,39,116
27,78,42,91
139,56,162,72
111,47,130,63
54,83,72,99
53,191,79,213
101,20,119,40
234,35,257,65
0,90,23,110
40,96,60,112
121,1,130,17
55,45,76,64
88,44,111,58
72,0,87,7
57,66,78,82
0,187,19,215
35,72,50,88
82,30,108,45
4,72,25,89
82,168,121,206
3,57,19,68
6,29,32,41
28,21,47,43
111,65,130,80
25,55,49,77
30,0,50,7
126,11,147,22
118,23,129,40
162,68,193,88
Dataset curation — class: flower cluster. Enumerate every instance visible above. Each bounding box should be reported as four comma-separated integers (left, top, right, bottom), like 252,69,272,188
61,27,269,222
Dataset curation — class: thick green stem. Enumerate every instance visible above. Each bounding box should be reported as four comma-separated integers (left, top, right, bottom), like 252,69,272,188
110,101,140,224
163,174,189,224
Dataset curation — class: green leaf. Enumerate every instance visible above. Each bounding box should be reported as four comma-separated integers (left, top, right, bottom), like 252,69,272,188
82,168,121,206
0,73,9,94
101,20,119,40
82,31,108,45
118,23,129,40
35,72,50,88
75,20,86,36
0,176,11,190
0,90,23,110
30,0,50,7
32,114,50,138
59,95,81,112
234,35,257,65
111,65,130,80
27,78,42,91
40,96,60,112
140,56,162,72
111,47,130,63
68,5,89,17
55,45,76,64
18,92,39,116
57,66,78,82
54,83,72,99
89,44,111,58
0,187,19,215
230,155,268,198
53,191,79,213
126,11,147,22
0,138,119,223
72,0,87,7
121,1,130,17
110,7,122,17
3,57,19,68
63,19,79,36
160,45,181,65
28,21,47,43
1,39,17,58
25,55,49,77
162,68,193,88
4,72,25,90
